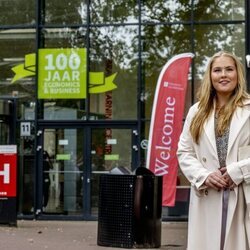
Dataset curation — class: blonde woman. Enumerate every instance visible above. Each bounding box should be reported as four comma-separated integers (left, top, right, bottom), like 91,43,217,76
177,51,250,250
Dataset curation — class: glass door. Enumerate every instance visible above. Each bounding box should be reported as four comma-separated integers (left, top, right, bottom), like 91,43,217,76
90,128,137,216
37,126,138,219
41,128,84,215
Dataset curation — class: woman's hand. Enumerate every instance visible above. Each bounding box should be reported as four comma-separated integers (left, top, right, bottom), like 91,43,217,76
204,169,228,191
220,167,237,189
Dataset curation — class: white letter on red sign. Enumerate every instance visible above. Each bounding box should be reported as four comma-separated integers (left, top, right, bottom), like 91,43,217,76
0,164,10,184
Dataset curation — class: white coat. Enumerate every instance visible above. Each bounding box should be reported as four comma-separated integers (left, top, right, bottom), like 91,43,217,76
177,100,250,250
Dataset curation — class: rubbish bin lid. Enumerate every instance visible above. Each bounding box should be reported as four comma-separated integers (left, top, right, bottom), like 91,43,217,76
110,166,132,175
135,167,154,176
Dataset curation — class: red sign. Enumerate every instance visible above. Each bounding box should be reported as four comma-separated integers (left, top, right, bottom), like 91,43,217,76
146,53,193,206
0,145,17,197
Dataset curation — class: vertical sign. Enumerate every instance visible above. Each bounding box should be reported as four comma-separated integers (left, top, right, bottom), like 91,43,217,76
0,145,17,197
146,53,194,206
38,48,87,99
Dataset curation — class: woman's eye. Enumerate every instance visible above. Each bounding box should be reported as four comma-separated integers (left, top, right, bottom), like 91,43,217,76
213,69,221,72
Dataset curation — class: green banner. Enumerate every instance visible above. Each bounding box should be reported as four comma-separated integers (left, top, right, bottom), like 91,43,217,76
11,54,36,83
38,48,86,99
11,49,118,97
89,72,117,93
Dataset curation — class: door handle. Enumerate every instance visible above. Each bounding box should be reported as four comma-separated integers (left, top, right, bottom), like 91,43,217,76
37,130,43,136
133,130,138,136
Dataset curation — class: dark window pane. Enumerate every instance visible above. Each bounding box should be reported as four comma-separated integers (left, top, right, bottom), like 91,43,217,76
44,0,88,25
141,0,192,23
90,0,138,24
141,24,192,119
0,0,35,25
194,0,244,21
89,26,138,120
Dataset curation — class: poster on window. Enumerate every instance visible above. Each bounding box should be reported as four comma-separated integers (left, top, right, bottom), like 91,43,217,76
146,53,194,206
38,48,87,99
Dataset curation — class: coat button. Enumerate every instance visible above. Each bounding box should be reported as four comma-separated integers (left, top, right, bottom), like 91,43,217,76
205,189,208,195
202,157,207,163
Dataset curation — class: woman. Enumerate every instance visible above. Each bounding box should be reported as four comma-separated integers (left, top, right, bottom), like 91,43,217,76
177,51,250,250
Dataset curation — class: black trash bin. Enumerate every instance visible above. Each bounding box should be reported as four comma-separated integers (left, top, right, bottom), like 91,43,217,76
97,167,162,248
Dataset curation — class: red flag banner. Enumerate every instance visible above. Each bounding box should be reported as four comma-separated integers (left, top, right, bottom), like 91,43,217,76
146,53,194,206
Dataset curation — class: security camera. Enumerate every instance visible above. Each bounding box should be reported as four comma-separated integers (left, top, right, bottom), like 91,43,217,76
246,55,250,68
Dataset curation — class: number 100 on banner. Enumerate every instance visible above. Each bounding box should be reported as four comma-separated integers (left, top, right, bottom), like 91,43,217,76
38,48,87,99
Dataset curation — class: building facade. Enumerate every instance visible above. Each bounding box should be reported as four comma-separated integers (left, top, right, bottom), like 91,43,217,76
0,0,248,220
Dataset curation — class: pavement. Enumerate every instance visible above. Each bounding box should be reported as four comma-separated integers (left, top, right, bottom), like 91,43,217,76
0,220,187,250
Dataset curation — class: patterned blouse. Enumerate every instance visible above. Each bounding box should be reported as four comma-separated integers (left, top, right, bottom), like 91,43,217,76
215,116,230,168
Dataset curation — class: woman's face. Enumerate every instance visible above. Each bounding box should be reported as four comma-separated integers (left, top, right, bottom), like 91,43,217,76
210,55,238,97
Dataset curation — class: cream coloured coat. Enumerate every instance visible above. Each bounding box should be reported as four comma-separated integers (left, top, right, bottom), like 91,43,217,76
177,100,250,250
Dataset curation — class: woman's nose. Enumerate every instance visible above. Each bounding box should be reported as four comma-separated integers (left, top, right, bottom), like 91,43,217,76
221,69,227,76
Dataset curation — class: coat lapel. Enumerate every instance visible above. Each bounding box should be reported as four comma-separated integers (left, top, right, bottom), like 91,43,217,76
203,109,218,156
203,104,250,159
227,106,250,154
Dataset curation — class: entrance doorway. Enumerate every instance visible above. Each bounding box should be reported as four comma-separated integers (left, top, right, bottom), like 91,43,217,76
40,128,84,216
90,127,135,215
0,98,139,220
37,126,138,219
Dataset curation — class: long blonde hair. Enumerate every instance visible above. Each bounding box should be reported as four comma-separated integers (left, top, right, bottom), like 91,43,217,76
190,51,249,144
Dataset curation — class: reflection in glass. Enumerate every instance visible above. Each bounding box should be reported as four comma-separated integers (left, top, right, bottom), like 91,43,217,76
42,28,87,49
43,128,84,215
44,0,87,24
90,0,138,24
0,0,35,25
42,100,85,120
18,123,36,215
0,29,36,120
89,26,138,120
0,29,35,85
194,24,245,80
91,128,132,214
141,0,191,23
141,0,244,23
194,0,244,21
19,101,36,120
0,117,9,144
141,24,192,120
